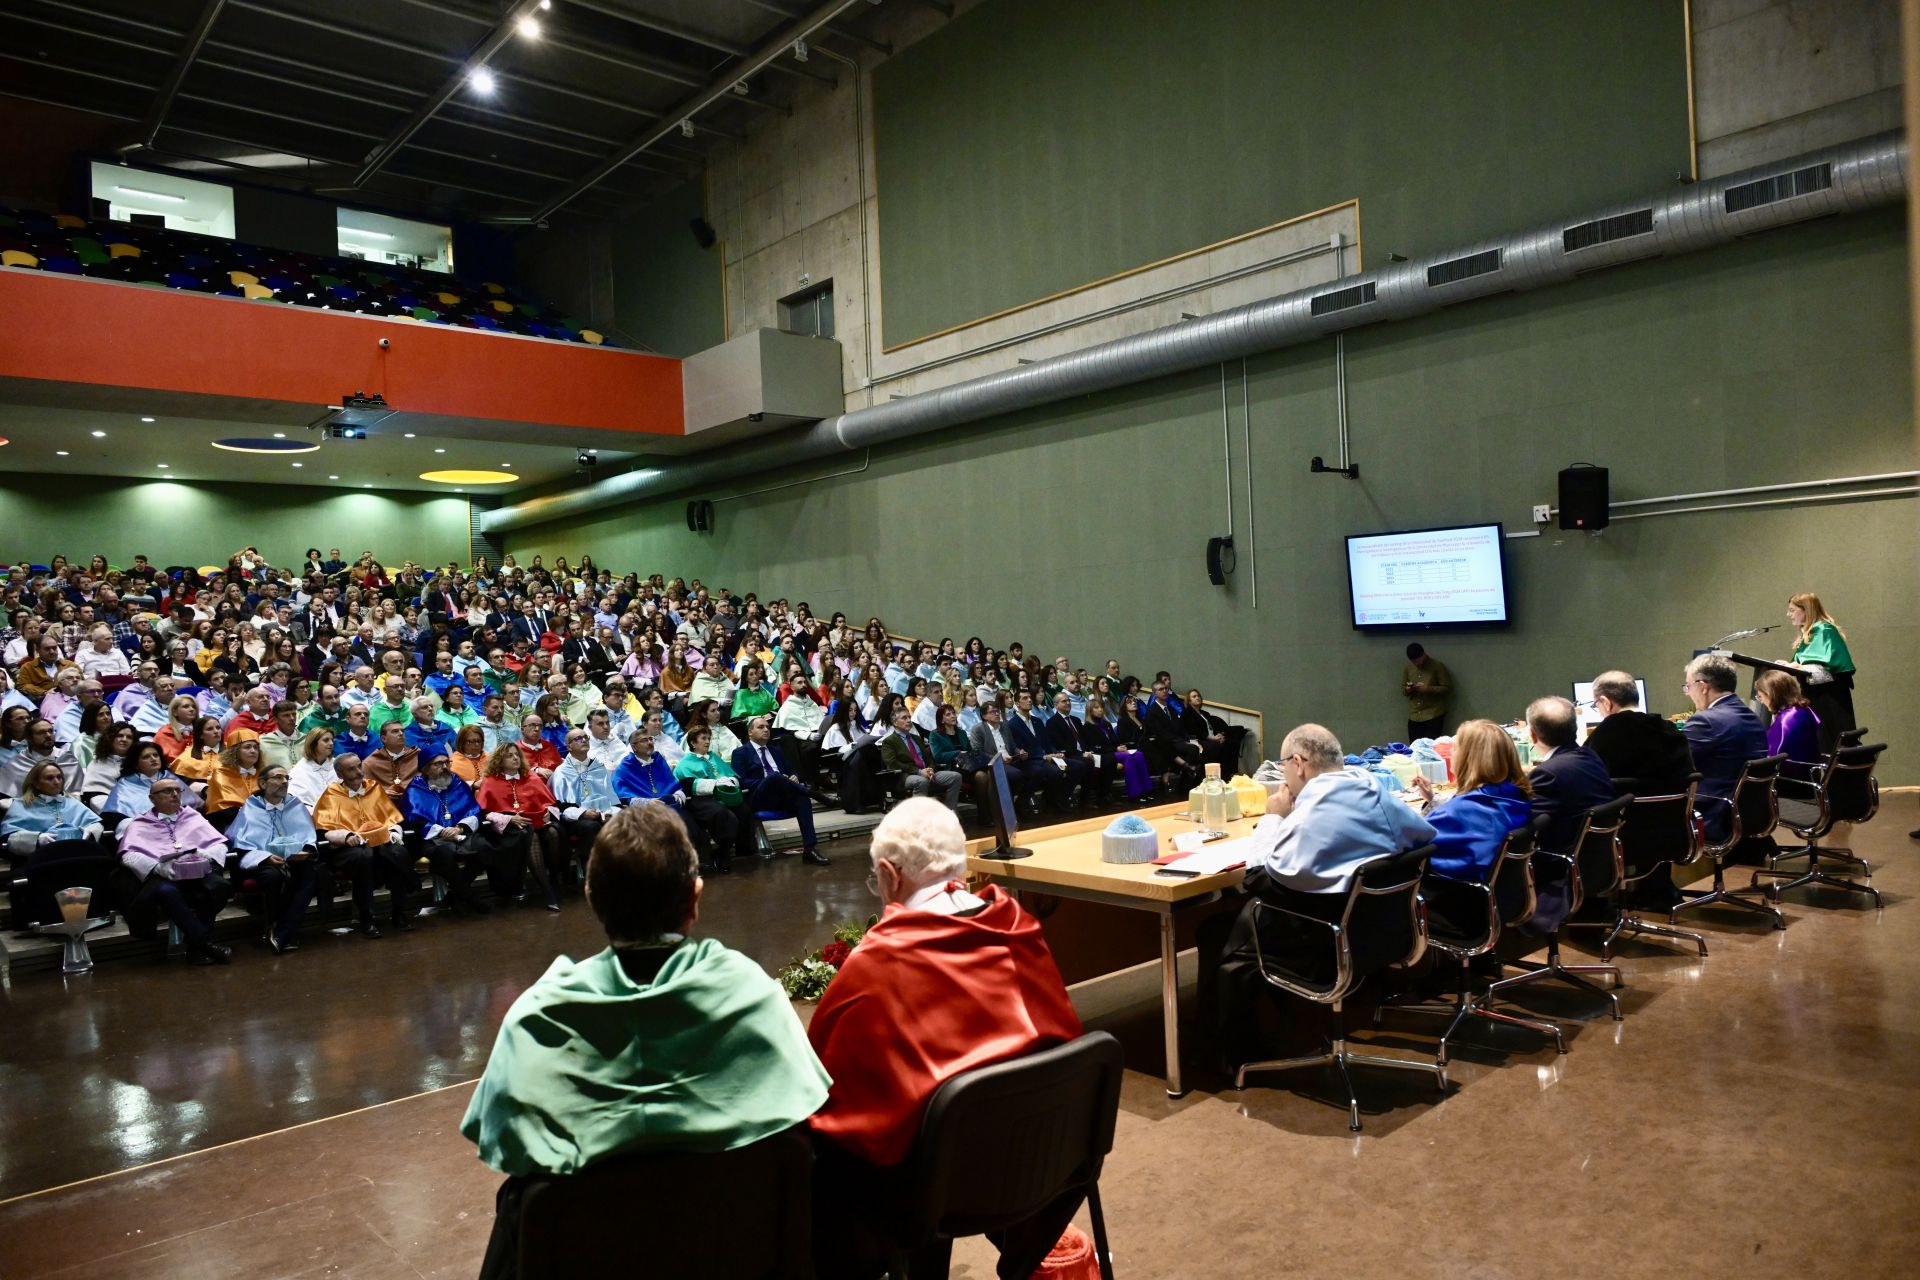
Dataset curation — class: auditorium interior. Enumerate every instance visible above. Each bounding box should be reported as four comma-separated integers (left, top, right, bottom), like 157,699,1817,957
1,2,1917,1277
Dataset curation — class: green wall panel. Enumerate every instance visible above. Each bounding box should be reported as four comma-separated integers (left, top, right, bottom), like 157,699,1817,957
509,211,1917,782
872,0,1691,346
0,476,474,571
608,181,726,357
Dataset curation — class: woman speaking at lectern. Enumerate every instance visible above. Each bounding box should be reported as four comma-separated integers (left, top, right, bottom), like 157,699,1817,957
1785,593,1854,755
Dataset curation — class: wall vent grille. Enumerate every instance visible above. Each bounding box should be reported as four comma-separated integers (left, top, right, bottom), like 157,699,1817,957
1724,162,1834,214
1309,281,1377,316
1563,208,1655,252
1426,248,1503,287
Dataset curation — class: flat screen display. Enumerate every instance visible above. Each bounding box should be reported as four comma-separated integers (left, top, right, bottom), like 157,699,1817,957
1346,523,1509,629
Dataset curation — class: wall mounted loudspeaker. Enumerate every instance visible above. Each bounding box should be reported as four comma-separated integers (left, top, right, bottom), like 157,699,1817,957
1558,463,1610,530
686,499,715,533
1205,535,1236,586
689,218,717,249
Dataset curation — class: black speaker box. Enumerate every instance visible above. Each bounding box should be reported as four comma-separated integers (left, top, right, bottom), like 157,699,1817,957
686,499,714,533
1558,464,1609,530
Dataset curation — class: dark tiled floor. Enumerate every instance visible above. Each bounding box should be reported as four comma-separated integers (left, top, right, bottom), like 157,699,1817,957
2,798,1918,1279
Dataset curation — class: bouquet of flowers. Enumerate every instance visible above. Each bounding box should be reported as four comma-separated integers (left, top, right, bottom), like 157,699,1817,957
778,916,875,1001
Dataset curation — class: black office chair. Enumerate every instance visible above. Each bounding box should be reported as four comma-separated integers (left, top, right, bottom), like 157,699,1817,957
1604,776,1707,959
1376,817,1563,1063
1750,741,1887,904
503,1125,814,1279
1681,754,1786,929
1235,844,1443,1132
885,1032,1123,1280
1493,794,1631,1022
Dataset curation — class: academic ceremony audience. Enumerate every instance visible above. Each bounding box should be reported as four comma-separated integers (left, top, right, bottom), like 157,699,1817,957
0,544,1225,967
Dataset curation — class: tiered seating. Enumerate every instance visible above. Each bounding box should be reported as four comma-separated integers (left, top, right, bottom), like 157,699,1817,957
0,203,606,345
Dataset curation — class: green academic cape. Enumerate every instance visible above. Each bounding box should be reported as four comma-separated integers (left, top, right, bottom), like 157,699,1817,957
460,938,830,1176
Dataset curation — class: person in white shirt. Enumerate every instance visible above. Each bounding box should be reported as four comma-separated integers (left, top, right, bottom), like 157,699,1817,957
583,707,630,771
76,626,131,680
1199,723,1436,1068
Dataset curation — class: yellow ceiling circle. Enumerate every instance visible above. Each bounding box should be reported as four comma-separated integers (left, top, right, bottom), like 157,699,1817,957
419,469,518,485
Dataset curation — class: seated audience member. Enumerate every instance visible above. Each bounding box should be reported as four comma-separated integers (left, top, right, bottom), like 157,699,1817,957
112,775,232,965
1086,694,1152,803
5,760,103,854
513,713,563,778
552,727,622,873
672,725,753,874
731,664,777,721
1180,687,1237,770
1408,718,1532,891
1045,690,1110,811
77,722,133,809
1004,690,1076,812
17,634,76,700
462,804,828,1277
312,750,418,937
1199,724,1435,1065
226,762,321,954
880,704,962,811
363,721,422,804
581,707,629,770
403,749,492,915
298,684,350,738
926,702,976,781
450,723,490,784
153,695,205,762
257,700,307,773
1142,682,1203,790
968,700,1045,808
1755,669,1821,781
334,704,380,760
405,696,455,756
0,718,78,796
289,729,340,807
808,799,1083,1279
1681,653,1768,842
368,681,415,736
732,715,829,864
612,727,681,806
687,653,736,712
100,741,188,820
476,743,564,910
170,716,227,793
224,689,277,742
1525,696,1616,854
1581,670,1694,794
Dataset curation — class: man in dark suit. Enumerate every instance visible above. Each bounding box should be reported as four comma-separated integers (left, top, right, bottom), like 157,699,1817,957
1525,696,1617,855
1005,691,1076,811
1583,669,1693,794
1143,682,1203,784
1045,691,1109,811
1681,653,1768,842
730,716,828,865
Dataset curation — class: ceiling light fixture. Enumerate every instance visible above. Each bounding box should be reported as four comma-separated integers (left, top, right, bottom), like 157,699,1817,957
91,430,107,438
56,450,69,456
342,228,393,241
329,474,340,480
403,432,416,438
292,462,303,468
273,432,286,438
116,186,185,203
156,463,168,468
140,416,156,423
470,66,497,95
434,447,446,453
516,16,542,39
421,469,518,485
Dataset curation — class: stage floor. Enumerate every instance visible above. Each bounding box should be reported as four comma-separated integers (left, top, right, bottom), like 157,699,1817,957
2,796,1916,1278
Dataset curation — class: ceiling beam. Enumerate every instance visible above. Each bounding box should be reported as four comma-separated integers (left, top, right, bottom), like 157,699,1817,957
140,0,228,148
516,0,869,224
350,0,548,189
741,0,892,55
563,0,838,85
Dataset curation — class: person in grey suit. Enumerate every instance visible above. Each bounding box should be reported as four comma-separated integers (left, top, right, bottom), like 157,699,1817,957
967,701,1047,807
1681,653,1768,842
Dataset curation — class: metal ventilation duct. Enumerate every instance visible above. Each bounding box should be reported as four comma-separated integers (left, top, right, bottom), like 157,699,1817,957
483,131,1908,535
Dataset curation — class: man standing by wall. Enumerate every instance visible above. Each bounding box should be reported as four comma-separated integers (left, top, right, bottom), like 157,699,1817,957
1402,643,1451,741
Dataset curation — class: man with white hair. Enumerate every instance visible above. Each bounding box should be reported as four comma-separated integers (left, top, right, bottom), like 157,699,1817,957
1199,722,1435,1067
807,797,1082,1279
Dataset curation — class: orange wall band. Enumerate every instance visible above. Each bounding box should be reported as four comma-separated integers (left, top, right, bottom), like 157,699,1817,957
0,270,684,436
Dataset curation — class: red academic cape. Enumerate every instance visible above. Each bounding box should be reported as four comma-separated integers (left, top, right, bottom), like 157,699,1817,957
807,883,1082,1167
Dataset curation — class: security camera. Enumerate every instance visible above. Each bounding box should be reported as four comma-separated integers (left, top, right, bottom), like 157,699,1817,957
378,338,390,349
577,452,599,468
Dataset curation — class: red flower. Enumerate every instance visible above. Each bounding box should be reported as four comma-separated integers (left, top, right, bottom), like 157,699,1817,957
819,940,852,969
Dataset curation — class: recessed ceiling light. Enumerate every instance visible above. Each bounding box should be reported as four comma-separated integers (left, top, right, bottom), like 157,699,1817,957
403,433,416,438
363,484,373,489
329,474,340,480
455,488,465,493
273,432,286,438
470,65,497,94
140,416,155,423
516,16,541,39
156,463,168,468
56,450,69,456
434,447,446,453
291,462,303,468
91,430,107,438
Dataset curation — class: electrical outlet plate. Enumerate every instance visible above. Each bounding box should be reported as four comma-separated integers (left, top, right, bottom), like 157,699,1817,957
1532,504,1552,523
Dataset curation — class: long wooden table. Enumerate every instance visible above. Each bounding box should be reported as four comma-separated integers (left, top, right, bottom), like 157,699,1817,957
966,802,1261,1096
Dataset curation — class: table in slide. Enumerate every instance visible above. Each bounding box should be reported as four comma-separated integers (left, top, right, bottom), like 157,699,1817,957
966,803,1259,1096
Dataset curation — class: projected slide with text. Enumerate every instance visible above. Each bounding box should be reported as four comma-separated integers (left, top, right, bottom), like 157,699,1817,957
1348,526,1507,626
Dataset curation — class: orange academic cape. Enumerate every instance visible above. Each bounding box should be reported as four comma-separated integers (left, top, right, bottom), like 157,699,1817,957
312,782,404,845
806,884,1082,1166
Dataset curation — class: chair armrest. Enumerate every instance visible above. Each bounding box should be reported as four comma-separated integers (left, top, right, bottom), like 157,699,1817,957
1246,895,1341,935
1693,794,1730,812
1777,776,1820,800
